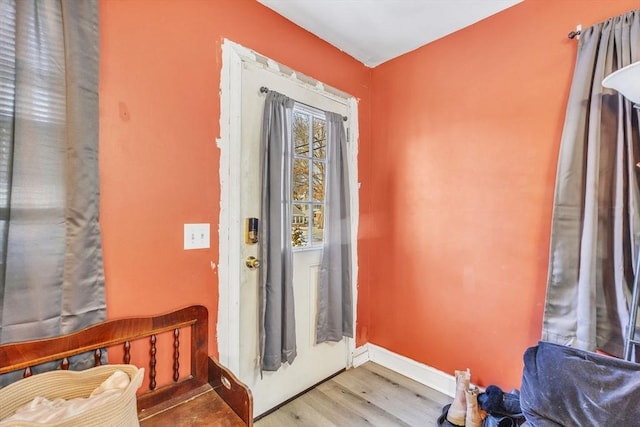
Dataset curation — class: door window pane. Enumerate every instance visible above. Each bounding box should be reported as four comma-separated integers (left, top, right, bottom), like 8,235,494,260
312,118,325,159
294,112,309,156
292,203,308,247
293,159,309,201
312,204,324,244
312,161,325,203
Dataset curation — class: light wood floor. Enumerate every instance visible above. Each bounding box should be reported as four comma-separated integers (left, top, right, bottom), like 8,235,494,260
255,362,452,426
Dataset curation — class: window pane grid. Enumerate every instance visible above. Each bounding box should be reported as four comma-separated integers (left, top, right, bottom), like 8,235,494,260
291,106,326,249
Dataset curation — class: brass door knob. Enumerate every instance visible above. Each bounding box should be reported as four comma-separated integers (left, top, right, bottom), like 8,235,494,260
246,256,260,270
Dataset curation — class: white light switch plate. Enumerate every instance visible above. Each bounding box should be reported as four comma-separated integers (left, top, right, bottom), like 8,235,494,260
184,223,210,250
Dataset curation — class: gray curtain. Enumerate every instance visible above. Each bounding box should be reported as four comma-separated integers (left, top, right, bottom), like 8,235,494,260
542,10,640,357
259,91,297,371
0,0,104,360
316,112,353,343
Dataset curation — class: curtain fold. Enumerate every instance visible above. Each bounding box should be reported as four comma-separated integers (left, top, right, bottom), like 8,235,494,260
542,10,640,357
259,91,297,371
0,0,104,380
316,112,353,343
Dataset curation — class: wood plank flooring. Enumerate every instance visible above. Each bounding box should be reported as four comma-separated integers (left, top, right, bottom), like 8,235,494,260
255,362,452,427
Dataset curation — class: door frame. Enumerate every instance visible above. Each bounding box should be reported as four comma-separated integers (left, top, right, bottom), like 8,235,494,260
217,39,359,376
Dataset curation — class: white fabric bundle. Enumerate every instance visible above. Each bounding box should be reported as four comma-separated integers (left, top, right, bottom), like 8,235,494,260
0,365,143,427
1,370,130,424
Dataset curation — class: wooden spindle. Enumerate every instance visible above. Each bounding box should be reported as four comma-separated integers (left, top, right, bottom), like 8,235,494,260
173,328,180,382
150,334,157,390
124,341,131,364
61,357,70,370
23,366,32,378
94,349,102,366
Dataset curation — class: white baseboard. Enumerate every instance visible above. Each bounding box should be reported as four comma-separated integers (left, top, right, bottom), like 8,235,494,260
352,344,371,368
357,343,456,397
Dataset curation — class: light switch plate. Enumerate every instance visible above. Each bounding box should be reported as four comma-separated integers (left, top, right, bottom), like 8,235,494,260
184,223,210,250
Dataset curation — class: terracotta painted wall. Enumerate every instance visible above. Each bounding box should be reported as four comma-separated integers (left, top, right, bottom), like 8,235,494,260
99,0,372,357
369,0,639,389
100,0,638,391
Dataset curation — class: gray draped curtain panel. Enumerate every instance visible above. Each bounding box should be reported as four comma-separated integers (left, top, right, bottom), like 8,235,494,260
543,9,640,357
316,112,353,343
0,0,104,382
259,91,297,371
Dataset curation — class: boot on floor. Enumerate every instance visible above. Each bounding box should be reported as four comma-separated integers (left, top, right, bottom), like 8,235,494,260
465,386,484,427
446,369,470,426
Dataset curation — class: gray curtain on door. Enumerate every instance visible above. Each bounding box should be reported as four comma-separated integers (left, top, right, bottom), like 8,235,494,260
316,112,353,343
259,91,297,371
0,0,104,378
542,10,640,357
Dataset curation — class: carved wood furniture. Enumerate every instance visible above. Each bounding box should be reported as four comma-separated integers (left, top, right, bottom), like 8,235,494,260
0,305,253,426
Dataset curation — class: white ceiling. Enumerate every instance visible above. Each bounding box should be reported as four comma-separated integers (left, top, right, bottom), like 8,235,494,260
257,0,523,67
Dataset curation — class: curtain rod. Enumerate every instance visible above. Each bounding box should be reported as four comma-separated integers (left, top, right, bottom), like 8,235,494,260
260,86,347,121
568,9,636,40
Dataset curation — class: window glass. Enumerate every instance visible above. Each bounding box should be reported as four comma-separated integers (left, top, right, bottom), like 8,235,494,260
292,159,309,201
312,204,324,245
293,112,309,156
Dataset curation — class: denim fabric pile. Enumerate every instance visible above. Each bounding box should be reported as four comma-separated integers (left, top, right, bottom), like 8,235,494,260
437,385,526,427
477,385,525,427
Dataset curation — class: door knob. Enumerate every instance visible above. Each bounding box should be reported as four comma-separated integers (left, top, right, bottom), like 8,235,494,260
246,256,260,270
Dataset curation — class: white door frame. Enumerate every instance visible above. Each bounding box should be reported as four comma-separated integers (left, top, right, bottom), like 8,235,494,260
217,39,359,375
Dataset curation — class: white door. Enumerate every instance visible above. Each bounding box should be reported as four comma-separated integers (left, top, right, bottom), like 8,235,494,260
239,62,349,417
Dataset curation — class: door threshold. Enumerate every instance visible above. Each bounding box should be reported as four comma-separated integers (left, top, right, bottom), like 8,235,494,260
253,368,346,422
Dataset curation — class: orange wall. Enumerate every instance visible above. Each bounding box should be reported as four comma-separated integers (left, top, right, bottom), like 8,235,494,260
369,0,639,389
100,0,639,391
99,0,372,356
